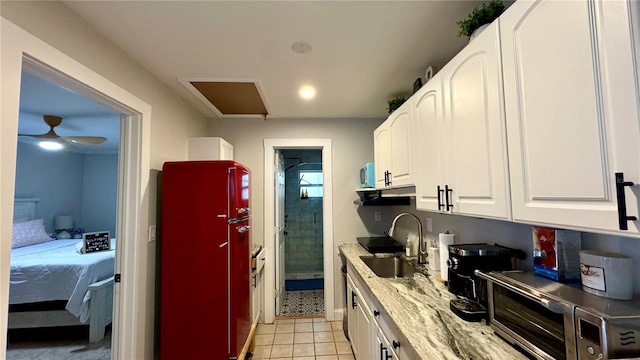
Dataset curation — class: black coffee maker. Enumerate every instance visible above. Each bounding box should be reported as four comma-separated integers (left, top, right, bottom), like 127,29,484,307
446,243,517,321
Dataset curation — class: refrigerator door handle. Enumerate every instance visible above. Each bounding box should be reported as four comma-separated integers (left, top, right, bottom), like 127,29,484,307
237,207,250,214
237,225,250,233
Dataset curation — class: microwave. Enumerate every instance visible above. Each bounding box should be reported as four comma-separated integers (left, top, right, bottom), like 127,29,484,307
360,162,375,188
477,270,640,360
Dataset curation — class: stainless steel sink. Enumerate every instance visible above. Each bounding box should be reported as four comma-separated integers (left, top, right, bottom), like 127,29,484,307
359,255,420,278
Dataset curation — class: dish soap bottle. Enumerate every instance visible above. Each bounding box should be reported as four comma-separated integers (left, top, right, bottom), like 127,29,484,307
406,236,412,256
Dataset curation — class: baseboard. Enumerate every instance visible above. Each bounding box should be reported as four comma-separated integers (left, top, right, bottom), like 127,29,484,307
333,308,345,322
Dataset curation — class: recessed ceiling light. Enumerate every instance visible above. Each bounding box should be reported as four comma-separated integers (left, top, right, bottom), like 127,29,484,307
299,86,316,100
291,42,312,54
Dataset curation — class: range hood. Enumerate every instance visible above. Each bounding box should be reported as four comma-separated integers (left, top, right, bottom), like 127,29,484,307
354,189,411,206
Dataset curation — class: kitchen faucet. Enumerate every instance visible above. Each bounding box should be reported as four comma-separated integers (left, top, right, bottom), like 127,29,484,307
388,212,426,265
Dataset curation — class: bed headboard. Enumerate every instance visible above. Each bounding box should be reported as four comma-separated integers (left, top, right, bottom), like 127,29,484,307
13,198,39,220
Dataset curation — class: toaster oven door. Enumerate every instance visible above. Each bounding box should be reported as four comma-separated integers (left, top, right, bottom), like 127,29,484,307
486,280,577,360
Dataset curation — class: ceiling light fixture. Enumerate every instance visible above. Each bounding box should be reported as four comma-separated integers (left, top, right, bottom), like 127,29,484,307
299,86,316,100
39,140,64,151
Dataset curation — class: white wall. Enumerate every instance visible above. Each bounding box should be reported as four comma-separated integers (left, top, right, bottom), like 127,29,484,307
210,117,406,314
14,142,84,234
1,2,209,357
82,154,118,235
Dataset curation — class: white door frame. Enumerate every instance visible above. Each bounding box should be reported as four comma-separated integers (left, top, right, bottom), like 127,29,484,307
1,19,151,359
263,139,334,323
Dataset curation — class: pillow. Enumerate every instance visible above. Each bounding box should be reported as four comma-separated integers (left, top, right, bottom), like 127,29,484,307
12,219,53,249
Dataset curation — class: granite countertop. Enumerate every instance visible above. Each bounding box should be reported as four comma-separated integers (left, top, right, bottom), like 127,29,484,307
339,243,528,360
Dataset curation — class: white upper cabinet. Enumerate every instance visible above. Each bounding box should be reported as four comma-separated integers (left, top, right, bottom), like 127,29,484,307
374,100,415,189
414,20,511,220
188,137,234,160
501,0,640,236
414,72,446,212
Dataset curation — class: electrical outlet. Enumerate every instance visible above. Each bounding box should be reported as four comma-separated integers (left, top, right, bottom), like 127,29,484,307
149,225,156,242
426,218,433,232
374,211,381,222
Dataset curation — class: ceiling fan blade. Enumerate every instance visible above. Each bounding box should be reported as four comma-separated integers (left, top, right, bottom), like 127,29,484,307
18,133,59,139
60,136,107,145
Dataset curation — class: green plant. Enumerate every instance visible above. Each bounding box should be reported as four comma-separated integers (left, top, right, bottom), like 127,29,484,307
456,0,504,38
387,97,406,114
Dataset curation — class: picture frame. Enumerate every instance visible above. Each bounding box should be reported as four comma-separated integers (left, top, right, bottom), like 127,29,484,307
413,77,423,94
82,231,111,254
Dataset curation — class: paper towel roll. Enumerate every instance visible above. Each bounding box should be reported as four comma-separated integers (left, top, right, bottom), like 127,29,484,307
439,232,455,281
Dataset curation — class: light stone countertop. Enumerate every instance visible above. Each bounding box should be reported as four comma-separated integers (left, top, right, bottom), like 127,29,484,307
339,242,529,360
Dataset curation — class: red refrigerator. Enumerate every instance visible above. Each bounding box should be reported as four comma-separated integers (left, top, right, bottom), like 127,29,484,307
160,161,251,360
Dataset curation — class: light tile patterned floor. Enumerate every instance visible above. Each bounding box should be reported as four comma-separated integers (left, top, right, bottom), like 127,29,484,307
252,318,354,360
281,290,325,316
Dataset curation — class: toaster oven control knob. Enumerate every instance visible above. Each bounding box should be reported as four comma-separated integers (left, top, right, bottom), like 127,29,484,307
447,257,459,271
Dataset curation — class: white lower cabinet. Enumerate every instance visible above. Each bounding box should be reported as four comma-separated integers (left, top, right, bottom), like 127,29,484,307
347,262,416,360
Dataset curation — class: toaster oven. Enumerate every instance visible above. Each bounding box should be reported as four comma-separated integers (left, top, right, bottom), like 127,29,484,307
477,270,640,360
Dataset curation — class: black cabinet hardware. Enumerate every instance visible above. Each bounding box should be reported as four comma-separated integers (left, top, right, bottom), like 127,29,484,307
351,291,357,309
445,185,453,211
437,186,444,210
392,340,401,349
616,172,637,230
373,310,380,317
379,343,385,360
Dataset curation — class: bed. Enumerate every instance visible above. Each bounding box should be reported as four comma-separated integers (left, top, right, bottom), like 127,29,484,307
9,198,115,342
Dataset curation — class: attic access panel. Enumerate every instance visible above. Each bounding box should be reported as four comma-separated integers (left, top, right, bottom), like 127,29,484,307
188,80,269,117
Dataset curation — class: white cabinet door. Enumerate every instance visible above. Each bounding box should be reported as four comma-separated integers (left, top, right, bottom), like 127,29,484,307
501,0,640,235
414,73,446,212
374,124,391,188
355,288,373,360
374,100,415,189
388,101,414,187
346,274,358,357
441,20,510,220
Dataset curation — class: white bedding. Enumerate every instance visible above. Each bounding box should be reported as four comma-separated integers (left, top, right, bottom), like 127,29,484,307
10,239,116,323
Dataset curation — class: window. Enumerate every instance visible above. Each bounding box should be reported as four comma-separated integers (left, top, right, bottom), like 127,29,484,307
299,170,323,198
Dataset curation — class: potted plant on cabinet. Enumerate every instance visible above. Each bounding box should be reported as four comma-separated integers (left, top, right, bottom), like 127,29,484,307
457,0,505,39
386,96,406,114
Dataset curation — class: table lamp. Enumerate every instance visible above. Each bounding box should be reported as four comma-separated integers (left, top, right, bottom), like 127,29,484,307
55,215,73,239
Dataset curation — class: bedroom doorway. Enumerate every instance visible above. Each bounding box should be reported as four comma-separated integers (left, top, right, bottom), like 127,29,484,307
5,68,121,358
1,20,152,360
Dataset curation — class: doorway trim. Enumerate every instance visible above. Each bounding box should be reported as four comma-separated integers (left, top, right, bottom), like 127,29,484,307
263,139,334,323
1,18,151,359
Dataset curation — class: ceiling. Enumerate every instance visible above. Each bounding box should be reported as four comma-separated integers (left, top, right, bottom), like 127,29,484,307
18,71,121,154
62,0,483,119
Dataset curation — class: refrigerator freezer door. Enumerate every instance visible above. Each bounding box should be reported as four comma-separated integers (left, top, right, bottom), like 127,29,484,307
229,166,250,219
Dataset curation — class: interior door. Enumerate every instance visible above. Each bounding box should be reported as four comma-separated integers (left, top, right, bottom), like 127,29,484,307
274,150,286,314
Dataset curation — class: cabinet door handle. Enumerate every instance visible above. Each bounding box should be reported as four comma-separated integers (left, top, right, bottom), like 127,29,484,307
616,172,637,230
387,171,392,186
380,343,385,360
351,291,357,309
384,171,389,187
373,310,380,317
437,186,444,210
252,274,257,288
392,340,401,349
445,185,453,211
385,349,393,359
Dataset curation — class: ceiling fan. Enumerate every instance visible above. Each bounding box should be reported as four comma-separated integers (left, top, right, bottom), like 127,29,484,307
19,115,107,147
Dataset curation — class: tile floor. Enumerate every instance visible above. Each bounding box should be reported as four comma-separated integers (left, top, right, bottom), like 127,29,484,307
280,290,324,316
5,327,111,360
251,318,354,360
